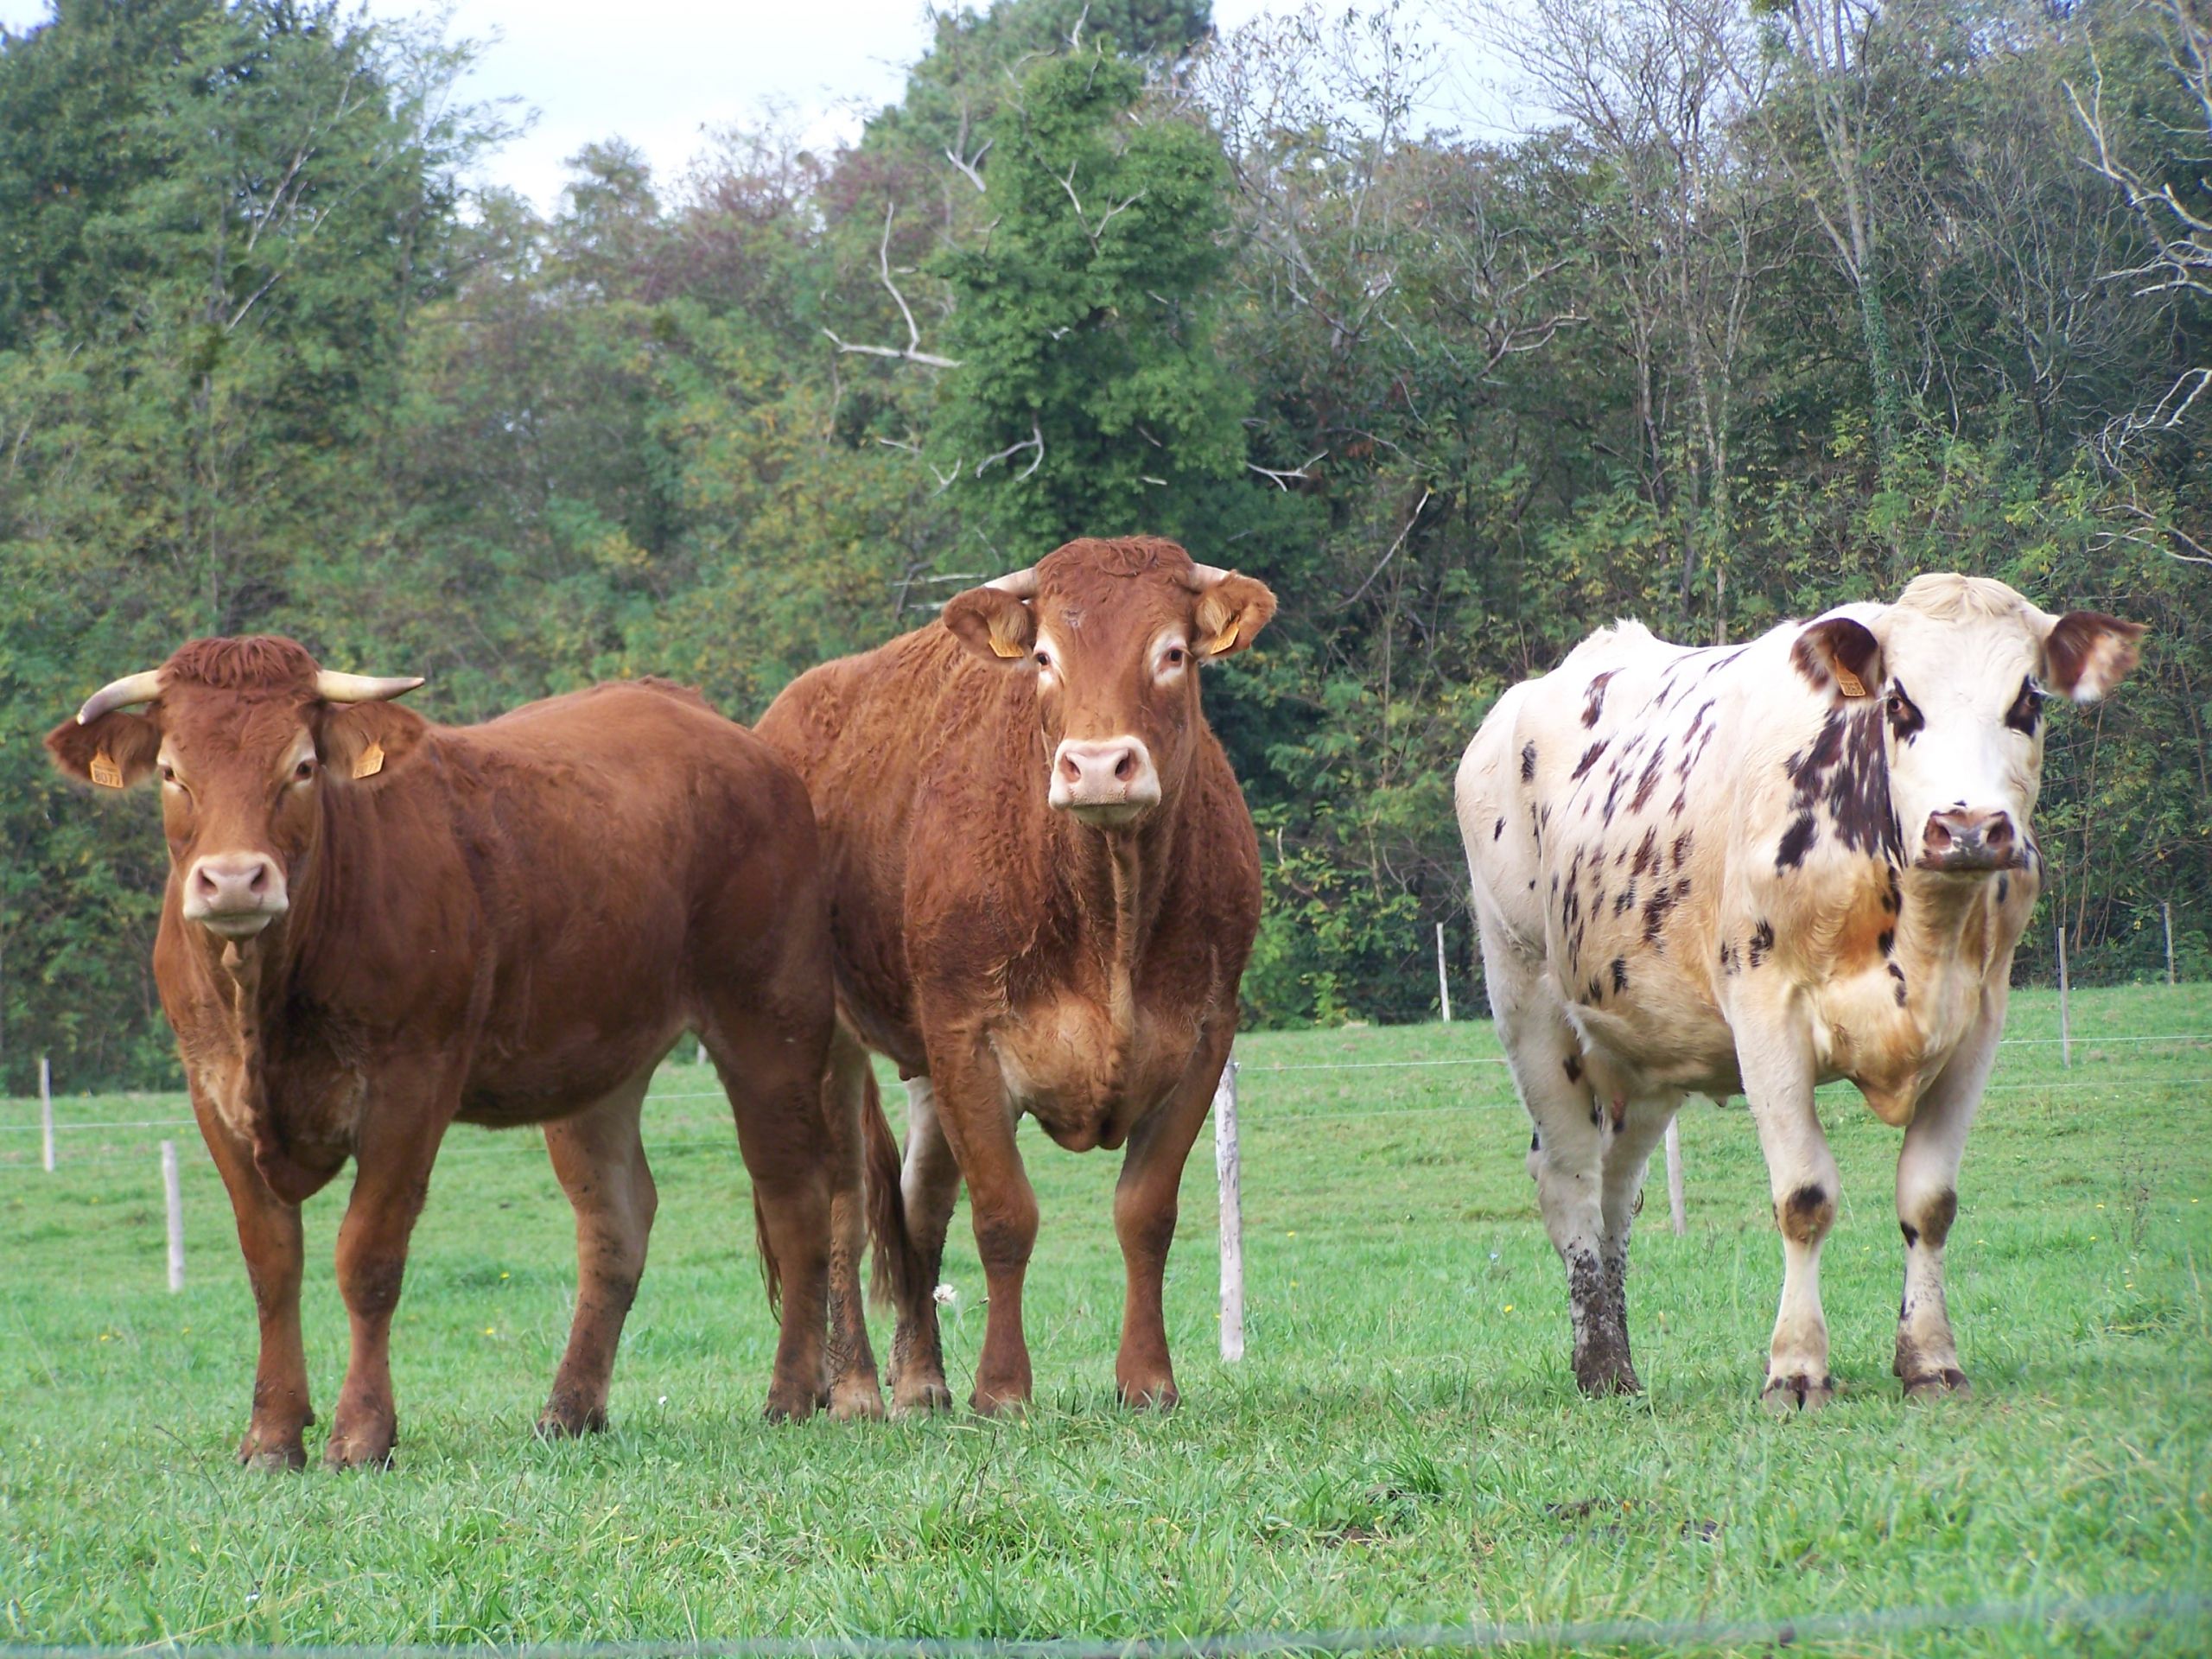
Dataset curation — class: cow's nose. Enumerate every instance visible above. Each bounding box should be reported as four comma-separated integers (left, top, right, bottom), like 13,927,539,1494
1049,737,1161,826
1919,808,2016,873
184,853,289,936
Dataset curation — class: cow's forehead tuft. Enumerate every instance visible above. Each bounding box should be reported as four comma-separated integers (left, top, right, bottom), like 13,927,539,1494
162,635,320,694
1042,536,1194,582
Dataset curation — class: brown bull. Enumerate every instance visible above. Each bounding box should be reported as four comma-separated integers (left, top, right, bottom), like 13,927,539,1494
757,536,1276,1414
47,637,874,1469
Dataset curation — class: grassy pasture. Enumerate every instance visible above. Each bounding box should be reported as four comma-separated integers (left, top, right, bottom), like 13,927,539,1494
1,984,2207,1655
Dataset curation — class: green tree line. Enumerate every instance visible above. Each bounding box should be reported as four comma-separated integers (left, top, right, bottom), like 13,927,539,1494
3,0,2206,1090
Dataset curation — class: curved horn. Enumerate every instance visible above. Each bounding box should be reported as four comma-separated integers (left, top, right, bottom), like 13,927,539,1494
315,670,424,703
76,671,165,726
984,567,1039,598
1179,561,1232,590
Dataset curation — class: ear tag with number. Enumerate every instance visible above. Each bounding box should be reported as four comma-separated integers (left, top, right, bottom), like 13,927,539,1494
89,750,124,789
1207,620,1241,656
1833,667,1867,698
353,741,385,779
989,635,1026,659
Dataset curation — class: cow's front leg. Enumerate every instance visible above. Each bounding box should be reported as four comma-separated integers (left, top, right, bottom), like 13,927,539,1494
191,1084,313,1470
1893,989,2000,1400
1111,1025,1234,1410
1741,1033,1838,1411
926,1033,1036,1415
327,1094,449,1469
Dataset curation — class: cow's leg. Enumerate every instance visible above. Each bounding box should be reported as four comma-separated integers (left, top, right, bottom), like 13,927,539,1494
327,1089,451,1469
705,1010,835,1423
191,1082,313,1471
1892,992,2001,1399
818,1028,886,1421
926,1033,1036,1415
887,1074,961,1415
1596,1096,1677,1375
1740,1033,1838,1411
537,1072,658,1438
1479,927,1634,1395
1111,1027,1233,1410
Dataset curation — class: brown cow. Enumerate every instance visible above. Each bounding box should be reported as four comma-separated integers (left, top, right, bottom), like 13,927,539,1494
756,536,1276,1414
47,636,875,1469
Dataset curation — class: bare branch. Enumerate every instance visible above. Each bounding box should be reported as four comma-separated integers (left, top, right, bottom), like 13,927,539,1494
974,416,1046,481
1247,450,1328,490
822,202,963,369
1336,487,1433,609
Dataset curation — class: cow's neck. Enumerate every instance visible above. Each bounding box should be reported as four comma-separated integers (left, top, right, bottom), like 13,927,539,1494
1892,862,2011,1009
1052,801,1182,1079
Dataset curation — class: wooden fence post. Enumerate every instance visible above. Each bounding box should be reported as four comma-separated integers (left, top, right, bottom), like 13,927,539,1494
40,1055,54,1173
1664,1117,1686,1237
1436,923,1452,1024
1214,1058,1244,1363
161,1141,185,1293
2165,899,2177,988
2056,922,2071,1068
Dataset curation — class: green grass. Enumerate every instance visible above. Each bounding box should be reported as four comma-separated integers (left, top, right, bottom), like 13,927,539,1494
2,984,2208,1655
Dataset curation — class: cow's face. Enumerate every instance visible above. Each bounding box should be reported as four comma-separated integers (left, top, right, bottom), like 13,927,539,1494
943,537,1276,830
1791,575,2144,875
47,637,424,942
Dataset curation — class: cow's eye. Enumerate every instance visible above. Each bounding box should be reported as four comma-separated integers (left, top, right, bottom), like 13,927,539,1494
292,758,315,782
2005,677,2044,735
1033,649,1052,671
159,764,177,785
1163,646,1186,668
1885,686,1924,739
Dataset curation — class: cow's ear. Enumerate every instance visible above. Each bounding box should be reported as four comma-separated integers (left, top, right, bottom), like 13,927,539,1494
1789,615,1883,702
1194,572,1278,661
319,701,429,782
47,709,162,790
2043,611,2145,703
943,586,1039,665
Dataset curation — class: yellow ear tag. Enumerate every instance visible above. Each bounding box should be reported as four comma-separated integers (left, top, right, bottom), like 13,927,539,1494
1206,620,1240,656
353,741,385,780
989,635,1026,659
89,750,124,789
1833,667,1867,698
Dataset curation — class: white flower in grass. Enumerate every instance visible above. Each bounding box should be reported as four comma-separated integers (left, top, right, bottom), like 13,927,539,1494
933,1283,958,1306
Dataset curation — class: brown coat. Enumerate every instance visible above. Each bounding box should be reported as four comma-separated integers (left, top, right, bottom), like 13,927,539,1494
49,638,871,1467
758,536,1274,1413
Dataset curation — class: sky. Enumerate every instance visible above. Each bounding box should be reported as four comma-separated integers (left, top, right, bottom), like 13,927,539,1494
0,1,1515,214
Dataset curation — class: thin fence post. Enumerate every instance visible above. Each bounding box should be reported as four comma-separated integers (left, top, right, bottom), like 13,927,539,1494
2056,922,2071,1069
2164,900,2177,988
1214,1057,1244,1363
161,1141,185,1293
1664,1117,1686,1237
1435,922,1452,1024
40,1055,54,1173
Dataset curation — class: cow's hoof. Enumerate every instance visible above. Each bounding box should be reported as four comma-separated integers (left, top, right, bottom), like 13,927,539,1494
535,1400,608,1440
1573,1361,1643,1397
1116,1377,1180,1412
968,1383,1032,1419
1903,1368,1972,1402
890,1377,955,1417
321,1425,397,1470
829,1375,887,1422
1758,1373,1836,1414
238,1433,307,1472
760,1389,823,1424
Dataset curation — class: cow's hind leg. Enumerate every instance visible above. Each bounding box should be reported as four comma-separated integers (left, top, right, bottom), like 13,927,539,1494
1595,1096,1678,1383
887,1074,961,1415
702,1004,835,1422
1481,930,1635,1395
192,1083,313,1471
538,1071,659,1438
818,1028,887,1421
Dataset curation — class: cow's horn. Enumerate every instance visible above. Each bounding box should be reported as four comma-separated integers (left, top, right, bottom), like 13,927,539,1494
76,670,165,725
1179,561,1232,590
315,671,424,703
985,567,1039,598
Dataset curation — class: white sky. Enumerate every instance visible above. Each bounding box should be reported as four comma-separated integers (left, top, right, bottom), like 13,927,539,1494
0,1,1514,213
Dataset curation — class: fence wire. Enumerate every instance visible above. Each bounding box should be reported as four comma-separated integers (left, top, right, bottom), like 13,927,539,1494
0,1592,2200,1659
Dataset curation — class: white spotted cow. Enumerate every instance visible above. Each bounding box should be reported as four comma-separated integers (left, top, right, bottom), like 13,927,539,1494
1455,575,2144,1408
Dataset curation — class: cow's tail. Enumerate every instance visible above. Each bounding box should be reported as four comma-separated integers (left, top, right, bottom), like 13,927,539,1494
752,1188,782,1314
861,1070,921,1311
